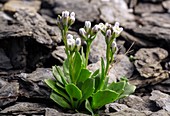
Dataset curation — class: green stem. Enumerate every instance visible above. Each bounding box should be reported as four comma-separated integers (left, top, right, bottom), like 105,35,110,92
105,43,110,75
85,42,91,67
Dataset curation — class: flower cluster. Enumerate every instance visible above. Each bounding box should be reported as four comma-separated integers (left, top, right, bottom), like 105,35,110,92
79,21,100,41
67,34,81,52
57,11,75,30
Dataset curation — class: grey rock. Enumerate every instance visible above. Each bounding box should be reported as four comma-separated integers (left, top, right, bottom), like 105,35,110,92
134,3,164,15
95,0,135,26
134,47,168,78
121,31,156,47
105,103,129,113
0,82,19,107
3,0,41,13
108,54,134,82
150,90,170,112
162,1,170,12
122,95,151,111
0,102,45,114
139,13,170,28
0,48,13,70
53,0,99,22
52,46,67,63
18,68,53,98
89,31,106,63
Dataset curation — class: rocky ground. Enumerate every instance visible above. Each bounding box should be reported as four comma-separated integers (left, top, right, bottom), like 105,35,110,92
0,0,170,115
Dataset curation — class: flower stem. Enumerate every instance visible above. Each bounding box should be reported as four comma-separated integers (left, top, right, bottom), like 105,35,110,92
105,43,110,76
85,42,91,67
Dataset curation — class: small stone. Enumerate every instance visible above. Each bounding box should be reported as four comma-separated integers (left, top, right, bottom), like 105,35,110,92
150,90,170,112
3,0,41,13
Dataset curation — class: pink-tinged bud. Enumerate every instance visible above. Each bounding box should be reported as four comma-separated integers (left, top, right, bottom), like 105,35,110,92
75,37,81,51
106,29,112,38
70,12,75,17
79,28,86,37
62,11,69,18
92,24,100,33
67,34,73,40
85,21,91,30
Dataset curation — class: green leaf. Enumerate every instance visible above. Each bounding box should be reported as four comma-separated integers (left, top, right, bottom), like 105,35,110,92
91,69,99,78
119,82,136,99
45,79,70,101
94,75,100,93
92,90,119,109
81,78,95,101
81,47,86,68
77,69,92,83
55,66,68,84
52,66,63,84
71,51,82,83
50,92,71,109
108,81,126,94
65,83,82,100
85,99,94,115
63,58,69,78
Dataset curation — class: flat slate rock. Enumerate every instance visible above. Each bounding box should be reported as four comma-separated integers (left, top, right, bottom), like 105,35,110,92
92,0,135,26
53,0,99,22
134,3,164,15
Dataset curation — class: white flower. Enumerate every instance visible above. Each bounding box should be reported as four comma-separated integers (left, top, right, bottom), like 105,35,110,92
105,23,112,29
79,28,86,36
99,23,107,31
92,24,100,33
106,29,112,38
85,21,91,29
75,38,81,47
62,11,69,18
67,37,75,51
67,34,73,40
112,22,123,35
70,12,75,17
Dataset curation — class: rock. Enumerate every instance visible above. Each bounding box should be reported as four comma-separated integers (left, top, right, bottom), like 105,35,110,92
140,0,165,3
107,109,170,116
122,95,152,111
132,25,170,46
0,82,19,107
134,3,164,15
93,0,135,26
139,13,170,28
0,48,13,70
106,108,152,116
162,0,170,12
105,103,129,113
52,46,67,63
134,47,168,78
0,102,45,114
88,54,134,82
53,0,99,22
89,31,106,63
108,54,134,82
3,0,41,13
121,31,156,47
16,68,53,99
150,90,170,112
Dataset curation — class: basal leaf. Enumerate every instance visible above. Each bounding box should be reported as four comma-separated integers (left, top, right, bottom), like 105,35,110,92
55,66,68,84
71,51,82,83
77,69,92,83
91,69,99,78
92,90,119,109
50,92,71,109
81,78,95,102
108,81,126,94
65,83,82,100
119,82,136,99
45,79,70,101
52,66,63,84
85,99,94,115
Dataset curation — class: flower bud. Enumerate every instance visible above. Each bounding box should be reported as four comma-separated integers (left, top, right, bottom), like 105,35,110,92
85,21,91,31
67,34,74,40
92,24,100,34
105,23,112,29
112,22,123,35
111,41,118,54
70,12,75,17
79,28,87,38
67,37,75,51
62,11,69,18
75,38,81,51
106,29,112,38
